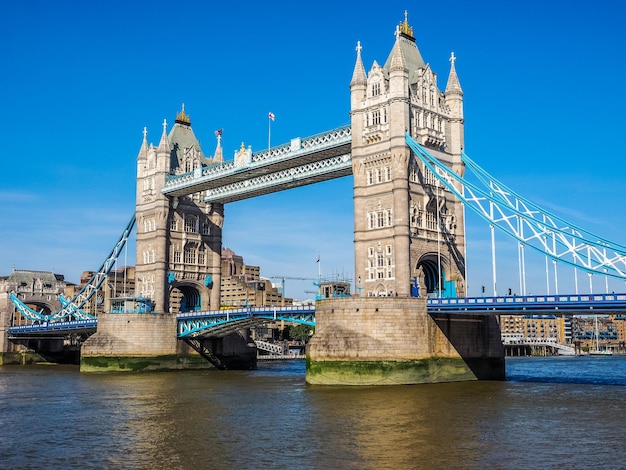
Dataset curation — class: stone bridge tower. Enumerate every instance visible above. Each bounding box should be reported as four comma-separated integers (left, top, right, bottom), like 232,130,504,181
350,12,466,299
135,106,223,313
306,13,503,386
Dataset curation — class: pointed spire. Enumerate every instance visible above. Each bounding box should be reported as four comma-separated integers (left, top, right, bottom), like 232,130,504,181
137,126,149,160
213,129,224,163
445,52,463,95
389,28,407,72
175,103,191,126
158,119,170,153
399,10,415,39
350,41,367,87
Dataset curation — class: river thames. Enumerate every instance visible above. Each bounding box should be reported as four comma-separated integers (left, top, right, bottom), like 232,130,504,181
1,356,625,469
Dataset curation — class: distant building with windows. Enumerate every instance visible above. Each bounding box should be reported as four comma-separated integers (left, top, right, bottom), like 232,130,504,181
501,315,567,345
220,247,290,308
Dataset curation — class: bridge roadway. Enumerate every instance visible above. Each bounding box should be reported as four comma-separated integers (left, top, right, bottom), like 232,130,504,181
8,293,626,338
162,125,352,202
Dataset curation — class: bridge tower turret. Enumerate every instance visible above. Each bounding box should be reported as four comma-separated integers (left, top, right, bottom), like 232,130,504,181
135,106,223,314
350,12,467,299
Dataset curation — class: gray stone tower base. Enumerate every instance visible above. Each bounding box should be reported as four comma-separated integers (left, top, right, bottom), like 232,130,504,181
306,297,505,385
80,314,257,372
80,314,211,372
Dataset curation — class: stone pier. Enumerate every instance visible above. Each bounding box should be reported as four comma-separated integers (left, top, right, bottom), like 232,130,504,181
80,313,257,372
80,314,206,372
306,297,505,385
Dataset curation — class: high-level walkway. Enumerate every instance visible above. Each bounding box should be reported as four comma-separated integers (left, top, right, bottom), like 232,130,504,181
163,125,352,202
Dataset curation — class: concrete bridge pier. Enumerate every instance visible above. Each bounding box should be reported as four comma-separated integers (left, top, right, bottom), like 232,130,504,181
306,297,505,385
80,313,257,372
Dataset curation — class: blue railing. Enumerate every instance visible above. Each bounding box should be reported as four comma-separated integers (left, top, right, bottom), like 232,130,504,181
8,320,97,335
428,293,626,314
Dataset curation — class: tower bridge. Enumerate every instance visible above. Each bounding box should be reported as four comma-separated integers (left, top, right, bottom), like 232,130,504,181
3,12,626,383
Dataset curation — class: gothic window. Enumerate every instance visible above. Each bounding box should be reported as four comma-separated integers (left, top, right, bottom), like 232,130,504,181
372,82,381,96
373,110,381,125
377,253,384,267
173,250,181,263
386,245,392,256
367,170,373,185
368,247,374,257
368,213,374,229
198,245,205,265
376,168,382,183
410,164,418,183
387,210,393,226
411,206,418,226
202,221,210,235
426,211,437,230
424,166,437,186
170,218,178,231
143,247,155,264
377,211,384,228
385,167,391,181
184,215,197,233
184,247,196,264
383,107,388,123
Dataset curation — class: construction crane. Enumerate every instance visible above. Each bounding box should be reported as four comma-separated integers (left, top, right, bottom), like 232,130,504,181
269,276,317,298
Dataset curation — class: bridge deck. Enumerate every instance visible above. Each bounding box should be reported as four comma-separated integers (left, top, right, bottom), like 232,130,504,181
162,126,352,202
9,294,626,337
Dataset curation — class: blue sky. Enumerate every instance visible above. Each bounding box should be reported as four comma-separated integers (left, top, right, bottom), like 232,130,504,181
2,0,626,301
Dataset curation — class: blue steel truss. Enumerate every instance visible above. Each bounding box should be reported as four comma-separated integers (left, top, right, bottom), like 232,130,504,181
406,133,626,280
10,214,136,322
176,306,316,337
162,125,352,202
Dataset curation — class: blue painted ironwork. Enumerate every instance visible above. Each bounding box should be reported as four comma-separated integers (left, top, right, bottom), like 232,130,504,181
176,305,316,337
428,292,626,315
10,292,626,338
9,214,136,323
162,125,352,202
8,320,97,336
406,133,626,280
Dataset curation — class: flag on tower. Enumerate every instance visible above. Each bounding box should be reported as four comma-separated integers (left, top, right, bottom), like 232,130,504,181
215,129,223,136
268,112,275,121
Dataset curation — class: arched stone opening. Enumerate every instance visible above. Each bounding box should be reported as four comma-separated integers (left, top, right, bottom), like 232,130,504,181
416,254,450,298
169,284,202,313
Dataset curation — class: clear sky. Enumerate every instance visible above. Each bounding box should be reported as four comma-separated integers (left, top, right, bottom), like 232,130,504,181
2,0,626,301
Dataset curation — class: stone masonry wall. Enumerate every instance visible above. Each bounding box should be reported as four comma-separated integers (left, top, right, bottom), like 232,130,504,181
308,297,457,361
81,313,178,357
306,297,505,385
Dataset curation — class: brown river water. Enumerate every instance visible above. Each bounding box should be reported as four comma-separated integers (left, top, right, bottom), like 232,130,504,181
1,356,625,469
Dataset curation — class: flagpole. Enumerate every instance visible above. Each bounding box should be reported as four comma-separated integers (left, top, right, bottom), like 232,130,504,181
268,115,271,151
268,112,275,151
